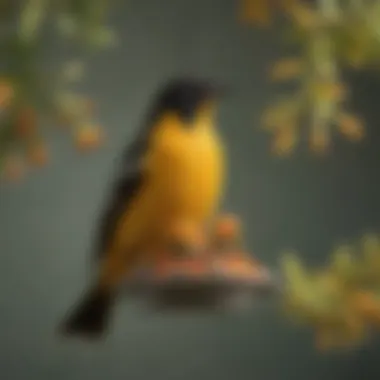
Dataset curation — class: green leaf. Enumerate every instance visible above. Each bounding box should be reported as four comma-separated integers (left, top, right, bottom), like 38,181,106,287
18,0,49,43
330,244,357,280
61,59,85,82
55,13,78,37
93,27,117,47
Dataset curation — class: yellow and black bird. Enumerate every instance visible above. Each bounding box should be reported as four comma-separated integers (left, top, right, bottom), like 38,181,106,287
60,77,227,338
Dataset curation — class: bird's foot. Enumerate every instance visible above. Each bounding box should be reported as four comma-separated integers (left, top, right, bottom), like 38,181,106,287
210,213,243,254
165,219,206,258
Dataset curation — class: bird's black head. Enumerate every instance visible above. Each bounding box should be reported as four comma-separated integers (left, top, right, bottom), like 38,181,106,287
152,77,227,124
122,78,226,165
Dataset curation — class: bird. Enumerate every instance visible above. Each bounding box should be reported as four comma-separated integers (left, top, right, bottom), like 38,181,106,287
59,77,227,339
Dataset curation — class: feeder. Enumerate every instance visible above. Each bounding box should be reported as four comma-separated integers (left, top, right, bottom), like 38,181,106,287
124,215,279,312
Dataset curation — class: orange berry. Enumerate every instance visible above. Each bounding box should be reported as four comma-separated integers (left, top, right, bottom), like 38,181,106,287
0,79,14,108
75,125,103,151
269,58,303,82
15,106,37,138
337,113,364,141
271,126,298,156
331,83,349,103
27,142,49,167
351,291,380,317
239,0,272,26
215,215,241,239
310,127,330,154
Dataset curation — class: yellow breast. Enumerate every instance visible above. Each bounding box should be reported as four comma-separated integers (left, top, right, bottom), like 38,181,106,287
148,125,225,222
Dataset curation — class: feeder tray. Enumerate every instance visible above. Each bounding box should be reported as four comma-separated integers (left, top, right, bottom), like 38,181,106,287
123,252,279,312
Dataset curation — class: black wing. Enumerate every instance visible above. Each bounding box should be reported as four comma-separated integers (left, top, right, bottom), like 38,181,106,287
95,169,144,260
94,127,153,261
95,86,169,260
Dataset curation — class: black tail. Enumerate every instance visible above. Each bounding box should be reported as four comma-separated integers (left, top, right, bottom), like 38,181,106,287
60,285,116,339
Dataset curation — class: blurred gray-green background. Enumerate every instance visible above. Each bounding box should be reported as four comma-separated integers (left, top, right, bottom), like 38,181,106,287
1,0,380,379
